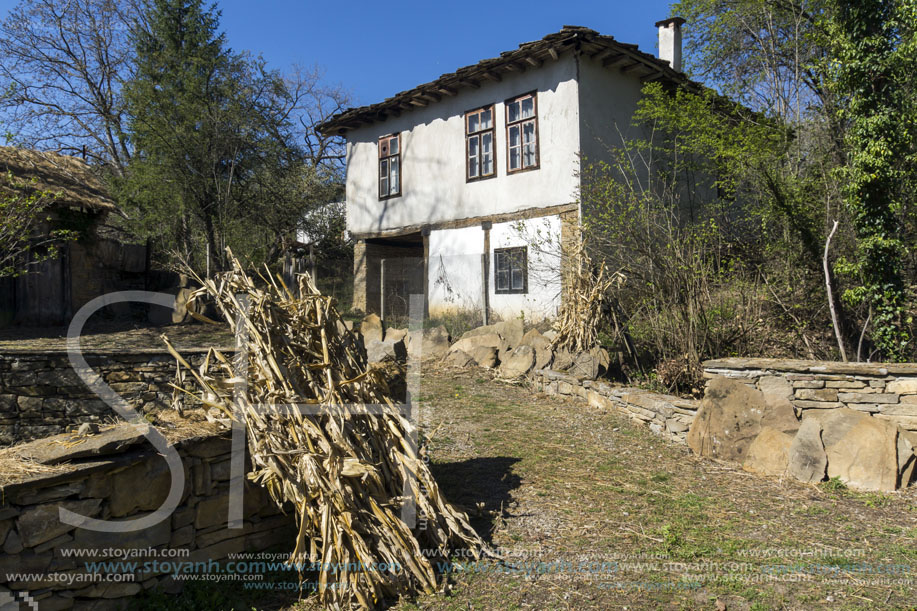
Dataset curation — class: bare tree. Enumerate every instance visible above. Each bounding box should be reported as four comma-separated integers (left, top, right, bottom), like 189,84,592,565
0,0,144,173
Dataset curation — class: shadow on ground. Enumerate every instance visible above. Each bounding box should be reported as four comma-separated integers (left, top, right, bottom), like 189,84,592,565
431,456,521,542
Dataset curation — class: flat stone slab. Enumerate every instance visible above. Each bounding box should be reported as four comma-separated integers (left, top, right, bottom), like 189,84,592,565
704,357,917,377
17,424,151,465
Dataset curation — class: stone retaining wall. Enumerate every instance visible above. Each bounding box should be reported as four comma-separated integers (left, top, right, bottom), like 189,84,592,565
0,349,224,446
530,369,698,443
0,432,295,610
704,358,917,432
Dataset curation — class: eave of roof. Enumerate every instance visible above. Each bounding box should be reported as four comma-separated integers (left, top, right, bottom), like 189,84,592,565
0,146,124,217
317,25,701,136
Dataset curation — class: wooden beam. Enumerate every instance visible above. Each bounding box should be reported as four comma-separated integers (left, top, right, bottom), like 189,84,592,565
409,97,428,107
504,61,525,71
419,92,441,102
602,55,636,70
524,56,543,67
592,48,616,61
602,54,629,68
437,86,458,96
482,71,502,82
623,62,650,74
457,79,480,89
641,72,665,82
548,47,559,61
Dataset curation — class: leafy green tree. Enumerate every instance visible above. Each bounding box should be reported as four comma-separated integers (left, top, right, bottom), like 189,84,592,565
120,0,242,269
825,0,917,361
119,0,348,273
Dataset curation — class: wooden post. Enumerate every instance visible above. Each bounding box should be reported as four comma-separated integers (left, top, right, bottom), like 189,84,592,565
380,258,387,322
482,221,492,325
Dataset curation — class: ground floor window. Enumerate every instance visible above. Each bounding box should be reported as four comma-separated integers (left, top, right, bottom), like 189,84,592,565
494,246,527,294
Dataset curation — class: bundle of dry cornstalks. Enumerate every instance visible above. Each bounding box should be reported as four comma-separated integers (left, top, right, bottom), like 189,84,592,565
163,252,482,609
553,241,625,354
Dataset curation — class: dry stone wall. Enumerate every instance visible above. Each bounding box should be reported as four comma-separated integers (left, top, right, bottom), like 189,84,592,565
0,432,295,610
703,358,917,432
530,369,698,443
0,349,218,446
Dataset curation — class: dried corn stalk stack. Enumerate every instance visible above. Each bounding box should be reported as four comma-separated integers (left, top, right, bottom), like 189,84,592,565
552,240,625,353
164,252,482,610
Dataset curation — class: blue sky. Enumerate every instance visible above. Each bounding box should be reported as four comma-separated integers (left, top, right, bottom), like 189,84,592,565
0,0,679,108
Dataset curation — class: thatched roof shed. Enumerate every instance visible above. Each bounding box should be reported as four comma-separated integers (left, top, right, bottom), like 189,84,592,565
0,146,123,216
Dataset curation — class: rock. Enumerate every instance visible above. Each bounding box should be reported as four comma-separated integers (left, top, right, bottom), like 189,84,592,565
361,313,384,344
0,519,11,547
519,329,553,370
787,418,827,483
365,338,407,363
543,330,558,341
386,327,408,344
826,416,899,491
448,332,507,357
887,378,917,394
758,376,794,401
18,425,151,465
17,499,102,548
109,458,172,517
3,529,23,554
666,418,689,434
470,346,498,369
686,376,799,461
493,319,524,351
171,287,195,324
552,350,575,372
569,347,610,380
743,427,793,477
807,408,871,448
72,518,171,552
458,320,523,360
420,325,451,359
443,349,475,368
77,422,99,436
499,345,535,378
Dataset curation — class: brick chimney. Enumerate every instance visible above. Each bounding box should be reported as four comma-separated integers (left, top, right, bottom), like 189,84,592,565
655,17,686,72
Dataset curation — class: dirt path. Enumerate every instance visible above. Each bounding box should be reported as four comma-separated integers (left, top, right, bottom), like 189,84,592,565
388,368,917,610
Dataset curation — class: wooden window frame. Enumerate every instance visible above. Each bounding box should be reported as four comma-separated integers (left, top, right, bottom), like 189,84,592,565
493,246,528,294
465,104,496,182
378,133,401,200
505,92,540,174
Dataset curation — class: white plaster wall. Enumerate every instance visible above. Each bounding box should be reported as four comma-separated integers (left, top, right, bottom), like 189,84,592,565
576,55,648,174
488,215,562,322
576,54,719,219
346,55,581,235
427,225,485,318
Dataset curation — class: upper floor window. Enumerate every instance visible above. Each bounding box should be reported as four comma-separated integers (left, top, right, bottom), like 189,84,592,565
506,93,538,173
494,246,528,294
465,105,495,181
379,133,400,199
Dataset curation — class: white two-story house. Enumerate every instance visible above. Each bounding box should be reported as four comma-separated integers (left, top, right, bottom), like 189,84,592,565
318,20,691,322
